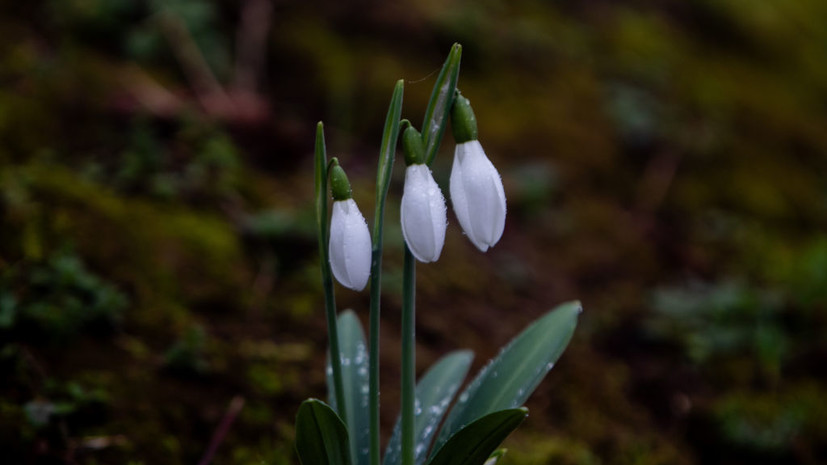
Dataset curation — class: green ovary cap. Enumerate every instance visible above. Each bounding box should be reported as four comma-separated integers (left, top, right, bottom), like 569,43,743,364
329,161,352,201
451,94,478,143
402,124,425,166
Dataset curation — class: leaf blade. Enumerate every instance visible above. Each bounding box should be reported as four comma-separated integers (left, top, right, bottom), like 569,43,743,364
373,79,405,231
327,311,370,465
421,43,462,166
432,301,581,453
315,121,348,421
427,408,527,465
295,399,352,465
384,350,474,465
368,78,405,465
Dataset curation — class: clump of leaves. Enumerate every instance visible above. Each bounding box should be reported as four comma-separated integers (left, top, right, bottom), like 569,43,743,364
110,117,242,202
23,380,110,429
648,280,788,377
1,250,128,341
713,392,805,453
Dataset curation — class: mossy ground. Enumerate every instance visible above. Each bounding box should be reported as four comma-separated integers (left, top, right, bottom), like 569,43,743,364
2,1,827,464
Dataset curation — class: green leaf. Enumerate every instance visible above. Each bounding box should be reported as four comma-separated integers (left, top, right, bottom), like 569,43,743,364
368,77,405,465
422,43,462,166
432,301,581,453
314,122,329,247
327,311,370,465
427,409,528,465
295,399,352,465
384,350,474,465
315,121,347,423
373,79,405,236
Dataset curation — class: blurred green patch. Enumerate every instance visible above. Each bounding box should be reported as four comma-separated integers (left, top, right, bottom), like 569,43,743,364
649,280,787,376
0,250,128,341
163,324,209,375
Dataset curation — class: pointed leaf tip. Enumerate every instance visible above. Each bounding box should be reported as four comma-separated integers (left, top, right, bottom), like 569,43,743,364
295,399,352,465
422,44,462,166
432,302,580,452
426,409,527,465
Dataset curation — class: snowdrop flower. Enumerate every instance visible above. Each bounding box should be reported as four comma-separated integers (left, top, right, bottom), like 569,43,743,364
400,125,447,262
328,162,372,291
449,94,506,252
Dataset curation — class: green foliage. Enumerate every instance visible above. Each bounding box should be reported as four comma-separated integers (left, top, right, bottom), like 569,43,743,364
649,280,787,374
712,386,827,455
23,380,110,428
327,303,579,465
647,242,827,459
427,409,527,465
0,250,128,340
421,44,461,166
45,0,231,79
433,302,581,454
2,0,827,463
110,118,242,201
714,392,803,453
326,311,371,465
295,399,352,465
384,351,473,465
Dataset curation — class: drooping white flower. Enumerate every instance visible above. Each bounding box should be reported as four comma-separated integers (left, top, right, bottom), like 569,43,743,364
450,140,506,252
449,93,506,252
329,198,372,291
401,164,447,263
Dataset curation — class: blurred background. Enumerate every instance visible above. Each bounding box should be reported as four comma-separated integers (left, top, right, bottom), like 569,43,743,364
2,0,827,464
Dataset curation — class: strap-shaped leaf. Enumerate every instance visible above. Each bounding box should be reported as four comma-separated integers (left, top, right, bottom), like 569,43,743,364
374,79,404,220
384,350,474,465
295,399,352,465
368,79,405,465
432,301,581,453
315,122,347,416
422,43,462,166
327,311,370,465
427,408,527,465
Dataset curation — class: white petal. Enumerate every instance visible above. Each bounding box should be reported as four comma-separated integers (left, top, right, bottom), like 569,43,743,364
329,202,350,284
329,199,372,291
449,140,506,252
401,165,447,263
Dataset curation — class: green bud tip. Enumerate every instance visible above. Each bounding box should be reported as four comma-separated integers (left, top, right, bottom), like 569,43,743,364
329,159,352,201
451,93,478,143
401,123,425,166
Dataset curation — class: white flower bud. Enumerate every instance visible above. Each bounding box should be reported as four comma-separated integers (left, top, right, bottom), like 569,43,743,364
329,198,372,291
401,164,447,263
449,140,506,252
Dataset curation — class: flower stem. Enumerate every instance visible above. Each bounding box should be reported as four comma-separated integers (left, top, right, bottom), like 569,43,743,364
401,246,416,465
314,122,347,422
369,80,405,465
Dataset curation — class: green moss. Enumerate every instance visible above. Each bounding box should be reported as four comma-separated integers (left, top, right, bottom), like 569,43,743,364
504,434,600,465
246,363,285,396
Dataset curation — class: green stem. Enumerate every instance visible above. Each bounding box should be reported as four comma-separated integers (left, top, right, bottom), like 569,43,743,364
401,246,416,465
369,80,405,465
314,122,347,422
